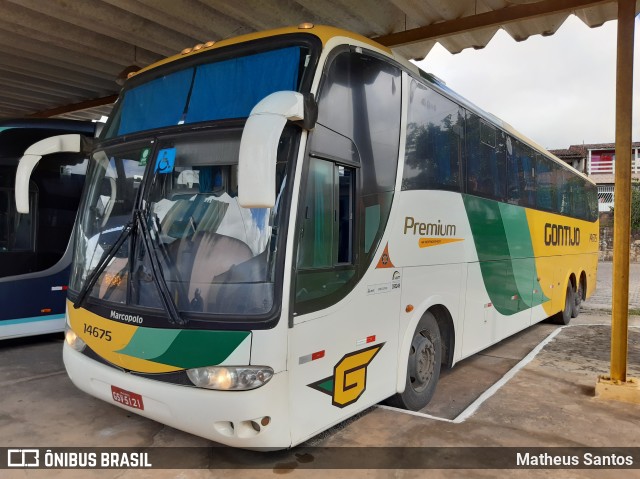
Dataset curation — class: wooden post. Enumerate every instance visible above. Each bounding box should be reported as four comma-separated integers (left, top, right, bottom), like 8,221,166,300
610,0,635,382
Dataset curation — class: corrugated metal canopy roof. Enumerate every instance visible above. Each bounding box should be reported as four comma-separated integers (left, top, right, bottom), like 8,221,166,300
1,0,638,120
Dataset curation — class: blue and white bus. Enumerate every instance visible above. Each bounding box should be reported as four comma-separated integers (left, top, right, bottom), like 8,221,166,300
0,119,95,339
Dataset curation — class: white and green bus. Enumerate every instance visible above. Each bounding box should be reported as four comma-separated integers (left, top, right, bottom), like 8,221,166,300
53,25,598,449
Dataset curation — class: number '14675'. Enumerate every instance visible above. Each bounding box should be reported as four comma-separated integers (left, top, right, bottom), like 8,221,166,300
84,323,112,341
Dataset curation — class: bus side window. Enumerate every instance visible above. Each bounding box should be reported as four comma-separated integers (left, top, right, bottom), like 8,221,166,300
12,196,35,251
507,139,536,207
0,184,37,278
587,183,598,221
557,167,572,216
315,49,400,252
2,186,36,253
536,154,557,212
0,189,7,252
570,176,587,219
402,80,463,192
466,113,505,200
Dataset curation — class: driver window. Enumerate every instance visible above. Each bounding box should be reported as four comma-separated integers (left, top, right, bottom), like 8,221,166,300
294,49,401,316
295,157,356,309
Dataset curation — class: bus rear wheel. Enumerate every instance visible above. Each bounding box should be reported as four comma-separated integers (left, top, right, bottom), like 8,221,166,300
571,279,584,318
553,283,574,325
386,312,441,411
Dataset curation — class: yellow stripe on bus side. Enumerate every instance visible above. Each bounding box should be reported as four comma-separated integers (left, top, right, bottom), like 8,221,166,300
525,210,599,316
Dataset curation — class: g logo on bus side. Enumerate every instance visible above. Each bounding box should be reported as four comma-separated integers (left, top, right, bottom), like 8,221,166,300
308,343,384,408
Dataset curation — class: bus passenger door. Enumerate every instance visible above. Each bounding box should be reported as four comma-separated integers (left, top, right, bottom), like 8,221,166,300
288,154,401,446
287,47,403,445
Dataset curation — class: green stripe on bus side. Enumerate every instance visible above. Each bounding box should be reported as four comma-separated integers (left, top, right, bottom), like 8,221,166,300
463,195,514,315
117,329,250,369
463,195,546,315
498,203,548,309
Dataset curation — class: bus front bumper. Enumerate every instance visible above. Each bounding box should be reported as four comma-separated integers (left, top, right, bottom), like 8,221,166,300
63,343,292,449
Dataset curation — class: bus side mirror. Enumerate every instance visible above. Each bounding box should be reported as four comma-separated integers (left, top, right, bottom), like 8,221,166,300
238,91,316,208
15,134,82,214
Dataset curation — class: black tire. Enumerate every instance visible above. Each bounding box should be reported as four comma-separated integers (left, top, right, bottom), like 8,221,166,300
385,312,442,411
571,279,584,318
553,283,574,325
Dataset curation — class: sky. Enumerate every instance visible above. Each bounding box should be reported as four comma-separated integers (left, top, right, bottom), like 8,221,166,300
414,15,640,150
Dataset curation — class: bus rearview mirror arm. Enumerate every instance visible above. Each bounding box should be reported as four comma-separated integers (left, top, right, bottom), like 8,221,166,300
15,134,83,214
238,91,316,208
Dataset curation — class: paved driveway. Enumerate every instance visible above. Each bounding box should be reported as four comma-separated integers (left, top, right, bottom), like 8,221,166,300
585,261,640,311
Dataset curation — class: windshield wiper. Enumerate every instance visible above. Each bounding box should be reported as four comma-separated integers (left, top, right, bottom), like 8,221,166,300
134,209,187,326
73,211,186,327
73,221,134,310
146,211,193,312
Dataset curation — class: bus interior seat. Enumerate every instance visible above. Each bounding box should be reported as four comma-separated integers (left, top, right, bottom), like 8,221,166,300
161,196,229,239
165,231,253,311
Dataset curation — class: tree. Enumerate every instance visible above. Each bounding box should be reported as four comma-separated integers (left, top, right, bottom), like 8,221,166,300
610,182,640,233
632,183,640,233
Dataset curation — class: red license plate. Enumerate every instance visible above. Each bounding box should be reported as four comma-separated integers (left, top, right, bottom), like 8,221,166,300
111,385,144,410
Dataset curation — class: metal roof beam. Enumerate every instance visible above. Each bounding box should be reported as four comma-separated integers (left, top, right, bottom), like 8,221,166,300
5,0,197,57
106,0,247,43
0,71,101,98
0,86,82,105
374,0,614,47
0,42,122,82
0,31,123,78
197,0,317,33
0,0,160,66
294,0,404,35
29,95,118,119
0,97,45,110
0,78,80,101
53,103,114,121
0,53,116,92
0,107,26,117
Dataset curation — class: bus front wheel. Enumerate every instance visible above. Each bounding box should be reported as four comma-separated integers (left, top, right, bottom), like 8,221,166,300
386,312,442,411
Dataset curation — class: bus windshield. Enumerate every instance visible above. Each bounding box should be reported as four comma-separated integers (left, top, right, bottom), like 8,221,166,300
71,127,294,320
103,45,310,138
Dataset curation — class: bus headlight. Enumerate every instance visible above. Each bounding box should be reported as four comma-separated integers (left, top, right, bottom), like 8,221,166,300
64,325,86,352
186,366,274,390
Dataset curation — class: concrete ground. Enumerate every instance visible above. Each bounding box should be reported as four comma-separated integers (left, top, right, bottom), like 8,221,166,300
584,261,640,311
1,262,640,478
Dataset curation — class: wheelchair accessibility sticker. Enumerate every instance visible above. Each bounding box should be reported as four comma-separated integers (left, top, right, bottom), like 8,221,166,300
308,343,384,408
154,148,176,174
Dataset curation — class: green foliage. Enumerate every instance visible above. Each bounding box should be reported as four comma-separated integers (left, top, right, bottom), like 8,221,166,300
632,184,640,232
610,183,640,232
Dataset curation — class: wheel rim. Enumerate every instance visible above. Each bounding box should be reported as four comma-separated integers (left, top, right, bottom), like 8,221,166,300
408,332,435,393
